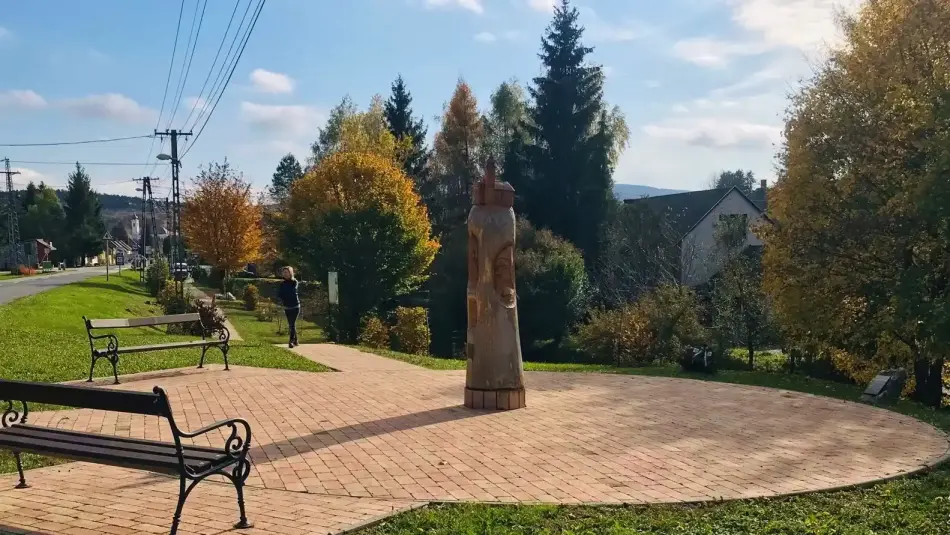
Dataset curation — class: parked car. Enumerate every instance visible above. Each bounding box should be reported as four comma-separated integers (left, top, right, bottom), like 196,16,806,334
172,262,189,281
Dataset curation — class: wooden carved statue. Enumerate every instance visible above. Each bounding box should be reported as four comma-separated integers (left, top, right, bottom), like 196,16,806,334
464,158,526,410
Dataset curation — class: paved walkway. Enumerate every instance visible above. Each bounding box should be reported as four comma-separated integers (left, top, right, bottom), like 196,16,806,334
0,267,107,305
1,345,947,534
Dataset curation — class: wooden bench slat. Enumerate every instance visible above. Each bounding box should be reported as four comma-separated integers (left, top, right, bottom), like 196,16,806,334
87,313,201,330
0,433,207,475
0,379,169,417
111,340,222,354
2,425,225,464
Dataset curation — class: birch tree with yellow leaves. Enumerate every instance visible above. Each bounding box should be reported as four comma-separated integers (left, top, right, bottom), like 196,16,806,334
763,0,950,407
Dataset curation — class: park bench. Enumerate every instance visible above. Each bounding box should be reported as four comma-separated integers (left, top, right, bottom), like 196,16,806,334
0,379,253,534
83,313,231,384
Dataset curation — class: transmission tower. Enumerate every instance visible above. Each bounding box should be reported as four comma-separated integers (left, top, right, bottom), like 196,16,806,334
154,129,192,297
1,158,21,269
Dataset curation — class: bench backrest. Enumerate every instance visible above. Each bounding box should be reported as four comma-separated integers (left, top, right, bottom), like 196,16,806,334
85,313,201,330
0,379,173,418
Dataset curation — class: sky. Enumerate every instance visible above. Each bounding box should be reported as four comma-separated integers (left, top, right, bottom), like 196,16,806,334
0,0,862,199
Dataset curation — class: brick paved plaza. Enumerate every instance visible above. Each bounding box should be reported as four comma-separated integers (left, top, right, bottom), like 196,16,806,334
2,345,947,534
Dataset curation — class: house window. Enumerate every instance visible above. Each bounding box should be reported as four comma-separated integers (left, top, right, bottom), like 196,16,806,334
717,213,748,249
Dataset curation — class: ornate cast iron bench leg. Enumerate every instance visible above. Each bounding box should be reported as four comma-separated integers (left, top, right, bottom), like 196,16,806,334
13,452,28,489
229,459,252,529
111,352,120,385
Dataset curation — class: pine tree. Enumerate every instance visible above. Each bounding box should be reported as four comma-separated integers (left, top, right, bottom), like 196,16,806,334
269,153,303,203
22,182,37,211
384,75,429,185
62,163,105,265
523,0,613,263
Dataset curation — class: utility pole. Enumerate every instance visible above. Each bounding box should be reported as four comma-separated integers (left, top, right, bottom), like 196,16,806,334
1,158,22,271
103,231,112,282
155,129,191,297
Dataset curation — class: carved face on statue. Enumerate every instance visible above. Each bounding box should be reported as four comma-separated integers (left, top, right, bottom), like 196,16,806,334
493,245,516,308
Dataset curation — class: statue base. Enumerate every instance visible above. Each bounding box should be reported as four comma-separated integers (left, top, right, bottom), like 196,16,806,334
464,387,526,411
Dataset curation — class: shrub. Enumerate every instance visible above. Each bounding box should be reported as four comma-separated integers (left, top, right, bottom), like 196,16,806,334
257,298,277,322
158,286,189,316
191,297,227,336
637,284,707,362
242,284,259,311
392,307,430,355
190,265,207,284
574,304,656,366
146,258,170,296
515,221,589,352
17,265,36,276
358,315,390,349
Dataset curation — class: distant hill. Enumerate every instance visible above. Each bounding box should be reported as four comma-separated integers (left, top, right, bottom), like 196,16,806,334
612,183,686,200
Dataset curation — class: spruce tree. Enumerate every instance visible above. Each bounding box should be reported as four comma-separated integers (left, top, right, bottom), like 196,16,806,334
62,163,105,265
269,153,303,203
384,75,429,185
22,182,37,210
523,0,612,263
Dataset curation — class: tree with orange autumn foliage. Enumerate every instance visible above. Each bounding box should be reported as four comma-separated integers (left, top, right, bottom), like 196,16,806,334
182,161,262,290
280,150,438,343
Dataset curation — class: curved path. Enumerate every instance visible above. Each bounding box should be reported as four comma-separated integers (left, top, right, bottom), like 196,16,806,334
0,267,107,305
1,345,947,534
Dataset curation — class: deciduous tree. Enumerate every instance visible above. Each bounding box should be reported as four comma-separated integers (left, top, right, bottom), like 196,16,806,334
713,169,755,194
20,185,64,248
181,161,262,290
482,80,527,170
281,151,438,343
763,0,950,407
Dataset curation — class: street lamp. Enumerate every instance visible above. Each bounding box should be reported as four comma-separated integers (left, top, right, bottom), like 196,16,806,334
156,153,173,161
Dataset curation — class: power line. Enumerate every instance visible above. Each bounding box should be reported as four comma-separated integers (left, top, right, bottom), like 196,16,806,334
0,135,153,147
144,0,187,175
184,0,265,157
8,160,172,167
182,0,242,128
189,0,255,131
166,0,208,130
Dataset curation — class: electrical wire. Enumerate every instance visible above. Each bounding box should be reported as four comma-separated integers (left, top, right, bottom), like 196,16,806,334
189,0,255,131
184,0,265,157
8,160,172,166
166,0,208,130
0,135,153,147
143,0,187,175
181,0,242,128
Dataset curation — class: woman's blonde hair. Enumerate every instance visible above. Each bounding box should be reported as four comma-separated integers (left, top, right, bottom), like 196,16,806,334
282,266,295,280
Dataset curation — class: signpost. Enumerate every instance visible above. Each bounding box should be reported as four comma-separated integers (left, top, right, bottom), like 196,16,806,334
103,232,112,281
116,250,125,274
328,272,339,304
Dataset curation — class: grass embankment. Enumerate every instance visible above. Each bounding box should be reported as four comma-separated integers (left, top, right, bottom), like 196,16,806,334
215,298,327,346
356,346,950,534
0,270,328,474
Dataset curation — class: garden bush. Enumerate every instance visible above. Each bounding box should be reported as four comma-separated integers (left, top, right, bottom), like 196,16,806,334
515,221,589,352
242,284,259,311
358,315,390,349
392,307,430,355
158,285,189,316
190,265,207,284
146,258,170,296
257,298,277,322
574,304,656,366
190,297,227,336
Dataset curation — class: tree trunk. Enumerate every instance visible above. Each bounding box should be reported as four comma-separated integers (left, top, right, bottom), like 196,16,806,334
747,340,755,371
788,348,797,374
912,358,944,408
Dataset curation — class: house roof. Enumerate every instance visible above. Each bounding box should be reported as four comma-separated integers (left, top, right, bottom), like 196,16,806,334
623,186,767,240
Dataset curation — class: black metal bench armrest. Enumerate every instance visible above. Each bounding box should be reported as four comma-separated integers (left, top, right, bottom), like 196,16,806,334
1,400,28,427
178,417,251,459
203,324,231,344
89,333,119,353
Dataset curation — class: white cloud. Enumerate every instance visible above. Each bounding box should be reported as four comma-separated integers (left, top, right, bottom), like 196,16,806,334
526,0,556,12
60,93,157,124
181,95,208,111
0,90,47,109
642,117,781,149
727,0,863,53
0,27,11,42
239,102,324,135
474,31,497,43
672,37,770,68
474,30,522,43
13,168,52,185
250,69,295,94
672,104,689,113
425,0,483,14
580,7,652,43
646,80,662,88
602,65,616,77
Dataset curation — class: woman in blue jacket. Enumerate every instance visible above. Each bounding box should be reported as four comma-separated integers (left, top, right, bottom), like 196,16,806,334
277,266,300,348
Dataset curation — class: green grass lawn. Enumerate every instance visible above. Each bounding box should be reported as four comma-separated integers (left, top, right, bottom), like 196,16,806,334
216,299,327,346
0,270,329,475
355,346,950,535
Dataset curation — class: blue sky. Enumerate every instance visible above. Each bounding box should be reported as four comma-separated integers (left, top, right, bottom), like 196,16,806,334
0,0,859,198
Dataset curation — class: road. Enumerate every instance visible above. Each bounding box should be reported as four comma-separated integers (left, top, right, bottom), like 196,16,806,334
0,267,108,305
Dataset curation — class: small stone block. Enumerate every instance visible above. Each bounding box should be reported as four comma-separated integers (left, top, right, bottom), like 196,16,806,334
508,389,519,410
483,391,497,410
464,388,473,408
470,389,484,409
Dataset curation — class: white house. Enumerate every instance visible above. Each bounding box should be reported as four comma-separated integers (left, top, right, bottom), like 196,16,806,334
623,181,769,287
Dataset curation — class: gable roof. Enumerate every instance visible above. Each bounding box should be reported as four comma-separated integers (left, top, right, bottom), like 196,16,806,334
623,187,766,240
